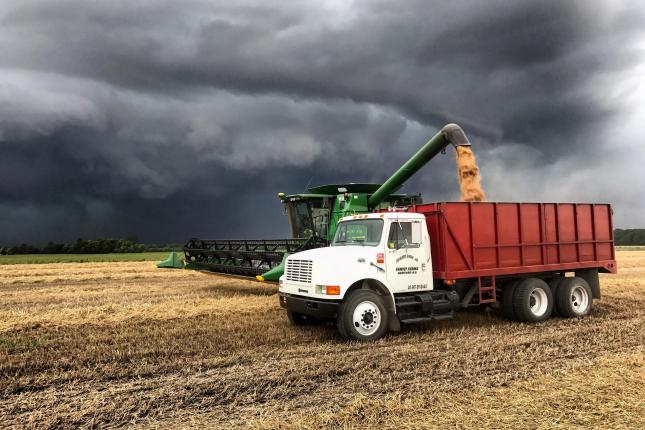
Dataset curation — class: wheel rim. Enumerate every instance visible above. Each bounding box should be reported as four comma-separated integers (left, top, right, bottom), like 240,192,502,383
352,301,381,336
528,288,548,317
571,285,590,314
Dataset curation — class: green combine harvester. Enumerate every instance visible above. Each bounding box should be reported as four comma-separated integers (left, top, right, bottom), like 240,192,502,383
174,124,472,281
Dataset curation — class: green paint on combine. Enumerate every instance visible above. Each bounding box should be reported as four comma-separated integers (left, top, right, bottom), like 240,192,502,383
156,251,184,269
176,124,473,282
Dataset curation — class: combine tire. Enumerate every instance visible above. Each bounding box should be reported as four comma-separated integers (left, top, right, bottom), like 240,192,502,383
512,278,553,323
287,311,318,326
337,290,389,341
555,277,593,318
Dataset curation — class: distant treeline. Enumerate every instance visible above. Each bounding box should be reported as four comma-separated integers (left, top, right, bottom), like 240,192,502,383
1,230,644,254
614,229,645,246
0,238,182,255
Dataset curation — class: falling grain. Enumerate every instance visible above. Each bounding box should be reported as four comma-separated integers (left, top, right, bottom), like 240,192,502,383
455,145,486,202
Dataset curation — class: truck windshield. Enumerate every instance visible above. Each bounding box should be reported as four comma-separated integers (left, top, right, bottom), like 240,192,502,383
332,219,384,247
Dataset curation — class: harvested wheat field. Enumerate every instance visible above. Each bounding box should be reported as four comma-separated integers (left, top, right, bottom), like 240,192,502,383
1,252,644,429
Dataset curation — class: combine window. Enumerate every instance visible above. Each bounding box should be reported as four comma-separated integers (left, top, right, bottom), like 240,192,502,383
286,201,314,238
285,198,330,239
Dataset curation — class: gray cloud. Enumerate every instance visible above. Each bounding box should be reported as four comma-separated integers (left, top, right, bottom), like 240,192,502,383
0,0,644,244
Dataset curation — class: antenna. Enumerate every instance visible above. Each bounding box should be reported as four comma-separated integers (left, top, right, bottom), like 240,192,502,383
304,176,314,193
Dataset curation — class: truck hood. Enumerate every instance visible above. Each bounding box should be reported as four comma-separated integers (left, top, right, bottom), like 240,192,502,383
291,245,378,263
286,245,382,288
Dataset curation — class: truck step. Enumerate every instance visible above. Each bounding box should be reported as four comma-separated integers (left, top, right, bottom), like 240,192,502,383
395,290,459,323
399,313,454,324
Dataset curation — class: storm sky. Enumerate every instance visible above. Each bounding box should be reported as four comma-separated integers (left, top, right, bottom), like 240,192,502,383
1,0,644,244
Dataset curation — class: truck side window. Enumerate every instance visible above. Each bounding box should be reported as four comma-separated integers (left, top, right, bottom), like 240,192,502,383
388,221,421,249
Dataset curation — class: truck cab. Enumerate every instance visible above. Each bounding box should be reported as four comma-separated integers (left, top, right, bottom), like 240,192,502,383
278,212,458,340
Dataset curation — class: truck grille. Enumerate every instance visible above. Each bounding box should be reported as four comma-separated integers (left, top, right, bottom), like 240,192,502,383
286,259,313,283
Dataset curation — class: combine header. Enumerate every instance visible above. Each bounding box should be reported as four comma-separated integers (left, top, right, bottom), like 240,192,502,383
180,124,473,281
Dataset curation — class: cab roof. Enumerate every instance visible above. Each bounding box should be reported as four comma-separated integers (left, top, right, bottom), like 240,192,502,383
307,183,384,194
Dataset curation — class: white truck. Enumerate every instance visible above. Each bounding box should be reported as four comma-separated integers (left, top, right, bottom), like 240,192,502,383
279,212,456,340
278,203,616,340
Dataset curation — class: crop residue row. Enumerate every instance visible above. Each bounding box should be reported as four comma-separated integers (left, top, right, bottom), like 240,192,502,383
0,253,644,429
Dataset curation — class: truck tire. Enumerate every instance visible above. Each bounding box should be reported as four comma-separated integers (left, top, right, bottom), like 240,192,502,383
512,278,553,323
555,277,593,318
547,277,565,317
337,289,389,341
502,280,519,320
287,311,317,326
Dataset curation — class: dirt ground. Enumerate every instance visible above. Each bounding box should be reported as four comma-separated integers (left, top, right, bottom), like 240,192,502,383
1,252,643,429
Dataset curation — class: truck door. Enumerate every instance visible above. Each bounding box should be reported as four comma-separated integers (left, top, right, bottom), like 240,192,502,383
385,219,429,293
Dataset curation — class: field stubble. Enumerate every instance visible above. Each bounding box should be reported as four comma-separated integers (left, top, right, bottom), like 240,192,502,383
0,252,644,429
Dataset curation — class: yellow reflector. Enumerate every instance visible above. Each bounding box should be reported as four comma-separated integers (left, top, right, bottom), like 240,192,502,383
256,276,265,282
326,285,340,295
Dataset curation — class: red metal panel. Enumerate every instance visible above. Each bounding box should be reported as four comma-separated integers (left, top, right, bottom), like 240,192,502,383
472,203,496,269
442,203,473,273
557,204,577,263
544,204,558,264
577,204,594,261
422,203,445,273
409,202,616,280
497,203,520,268
594,204,612,261
520,203,542,266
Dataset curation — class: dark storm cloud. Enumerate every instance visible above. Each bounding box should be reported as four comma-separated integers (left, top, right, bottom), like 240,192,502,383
1,0,644,244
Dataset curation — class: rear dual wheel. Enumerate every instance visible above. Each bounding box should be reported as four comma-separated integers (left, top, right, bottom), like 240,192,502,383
554,277,592,318
513,278,553,323
502,276,593,322
502,278,553,322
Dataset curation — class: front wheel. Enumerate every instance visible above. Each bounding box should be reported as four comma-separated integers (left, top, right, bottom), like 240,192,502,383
337,290,389,341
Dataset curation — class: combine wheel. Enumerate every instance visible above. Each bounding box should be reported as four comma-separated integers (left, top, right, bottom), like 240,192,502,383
555,277,592,318
287,311,318,326
512,278,553,323
337,290,389,341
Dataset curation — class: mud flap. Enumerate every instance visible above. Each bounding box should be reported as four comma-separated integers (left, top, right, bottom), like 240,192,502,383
576,268,601,299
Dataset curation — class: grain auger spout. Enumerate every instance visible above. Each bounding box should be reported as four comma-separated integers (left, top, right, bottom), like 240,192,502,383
367,124,472,208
